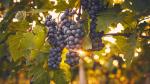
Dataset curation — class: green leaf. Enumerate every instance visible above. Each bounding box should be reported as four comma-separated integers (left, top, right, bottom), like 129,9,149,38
34,0,54,9
123,0,150,14
82,35,92,50
53,69,69,84
54,0,70,12
30,25,47,59
7,32,35,61
124,33,137,66
8,20,29,32
69,0,79,8
55,0,78,12
113,33,137,66
15,11,26,21
27,9,49,14
33,25,47,49
29,66,50,84
96,8,124,32
27,48,49,82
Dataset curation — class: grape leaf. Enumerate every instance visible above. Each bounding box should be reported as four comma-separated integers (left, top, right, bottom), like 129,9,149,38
124,33,137,65
15,11,26,21
113,33,137,66
8,20,29,32
34,0,54,9
30,25,47,59
29,66,50,84
7,32,35,61
96,8,124,32
82,35,92,50
116,33,137,66
27,9,49,14
33,25,47,49
7,23,48,61
53,69,69,84
55,0,78,12
122,0,150,14
54,0,70,12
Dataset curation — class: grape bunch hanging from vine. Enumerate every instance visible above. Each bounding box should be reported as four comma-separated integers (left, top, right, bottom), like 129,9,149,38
45,0,107,69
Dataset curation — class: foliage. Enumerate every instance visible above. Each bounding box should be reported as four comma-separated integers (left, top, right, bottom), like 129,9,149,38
0,0,150,84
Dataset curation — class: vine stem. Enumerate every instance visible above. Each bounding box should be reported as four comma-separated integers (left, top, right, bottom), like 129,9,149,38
103,33,132,37
103,33,150,39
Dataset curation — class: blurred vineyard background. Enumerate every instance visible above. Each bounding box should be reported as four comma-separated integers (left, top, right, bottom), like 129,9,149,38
0,0,150,84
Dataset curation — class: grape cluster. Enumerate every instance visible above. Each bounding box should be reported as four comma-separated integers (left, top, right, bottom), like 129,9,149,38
45,15,66,69
81,0,105,50
60,9,84,67
48,47,62,69
45,15,57,46
63,20,84,50
45,9,85,68
64,21,84,66
45,15,66,48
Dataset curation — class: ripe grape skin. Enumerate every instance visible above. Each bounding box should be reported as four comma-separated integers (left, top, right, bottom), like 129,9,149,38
65,51,80,67
63,20,84,66
46,8,85,68
90,31,104,51
45,15,67,69
59,9,85,67
48,47,63,69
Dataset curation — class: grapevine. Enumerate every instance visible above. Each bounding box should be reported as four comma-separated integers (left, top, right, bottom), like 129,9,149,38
44,0,150,70
0,0,150,84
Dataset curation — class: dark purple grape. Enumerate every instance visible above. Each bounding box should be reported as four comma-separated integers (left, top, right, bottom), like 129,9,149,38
45,8,85,68
45,15,67,69
48,47,63,69
65,51,80,66
68,36,74,41
62,19,84,67
66,30,72,35
90,31,104,51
